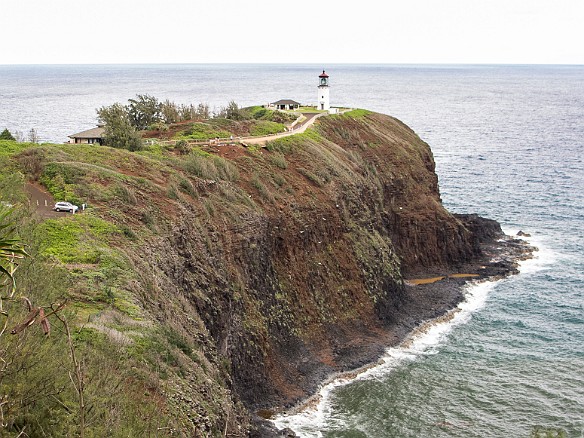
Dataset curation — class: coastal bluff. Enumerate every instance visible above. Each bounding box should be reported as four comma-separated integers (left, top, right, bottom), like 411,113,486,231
1,110,527,436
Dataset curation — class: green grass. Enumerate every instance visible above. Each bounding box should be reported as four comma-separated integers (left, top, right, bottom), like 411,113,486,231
265,129,322,154
244,106,297,123
341,108,372,118
178,122,232,140
296,107,327,113
0,140,36,157
36,214,120,264
245,106,268,119
0,136,251,434
249,120,285,136
35,212,142,319
138,141,166,156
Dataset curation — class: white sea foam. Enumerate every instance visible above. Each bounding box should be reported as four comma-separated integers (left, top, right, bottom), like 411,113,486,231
502,227,556,275
272,280,497,435
273,231,555,436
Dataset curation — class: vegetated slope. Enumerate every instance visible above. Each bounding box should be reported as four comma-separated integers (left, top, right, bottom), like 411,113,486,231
1,110,488,436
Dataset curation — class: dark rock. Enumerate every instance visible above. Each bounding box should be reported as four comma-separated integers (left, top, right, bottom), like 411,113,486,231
249,416,298,438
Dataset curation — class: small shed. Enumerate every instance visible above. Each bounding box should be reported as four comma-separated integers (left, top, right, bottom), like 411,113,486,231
271,99,301,110
68,126,105,145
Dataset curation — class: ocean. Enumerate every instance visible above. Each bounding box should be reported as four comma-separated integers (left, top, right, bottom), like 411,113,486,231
1,64,583,437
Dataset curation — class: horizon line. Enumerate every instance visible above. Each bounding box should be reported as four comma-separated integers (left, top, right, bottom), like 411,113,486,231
1,62,583,67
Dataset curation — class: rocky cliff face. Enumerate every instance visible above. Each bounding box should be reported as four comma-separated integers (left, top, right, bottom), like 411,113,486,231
127,112,488,418
10,111,504,436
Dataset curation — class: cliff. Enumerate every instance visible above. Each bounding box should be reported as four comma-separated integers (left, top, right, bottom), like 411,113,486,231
0,111,515,436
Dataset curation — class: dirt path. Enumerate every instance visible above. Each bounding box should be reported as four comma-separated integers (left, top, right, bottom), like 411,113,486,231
244,113,323,146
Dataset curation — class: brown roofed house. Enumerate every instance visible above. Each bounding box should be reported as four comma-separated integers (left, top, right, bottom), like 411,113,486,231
68,126,105,145
270,99,301,110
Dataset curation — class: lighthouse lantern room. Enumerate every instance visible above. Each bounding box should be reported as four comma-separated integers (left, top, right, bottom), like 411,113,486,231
318,70,330,111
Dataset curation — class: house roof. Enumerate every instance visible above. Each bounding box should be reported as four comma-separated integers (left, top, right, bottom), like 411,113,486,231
69,126,105,139
319,70,329,78
271,99,301,106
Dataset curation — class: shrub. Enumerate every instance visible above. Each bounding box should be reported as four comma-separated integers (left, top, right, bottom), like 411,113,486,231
178,178,196,197
297,167,324,187
175,139,189,155
167,185,179,200
213,156,239,182
269,152,288,169
250,173,274,202
272,174,286,187
270,111,297,124
251,107,268,119
182,154,239,182
149,121,169,132
40,163,84,204
113,184,137,205
16,148,45,180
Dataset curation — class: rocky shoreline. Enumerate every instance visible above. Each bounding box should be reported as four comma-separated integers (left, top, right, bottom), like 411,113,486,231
254,215,536,437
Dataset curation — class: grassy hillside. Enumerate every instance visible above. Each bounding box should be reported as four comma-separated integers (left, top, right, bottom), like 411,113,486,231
143,107,296,141
0,111,477,436
0,140,250,436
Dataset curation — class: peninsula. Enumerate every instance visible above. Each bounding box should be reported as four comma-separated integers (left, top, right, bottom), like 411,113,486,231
0,109,531,436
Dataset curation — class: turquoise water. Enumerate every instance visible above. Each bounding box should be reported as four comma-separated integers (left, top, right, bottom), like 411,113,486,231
1,64,583,437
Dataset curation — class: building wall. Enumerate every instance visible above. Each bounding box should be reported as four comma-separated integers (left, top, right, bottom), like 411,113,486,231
318,86,330,111
72,138,101,144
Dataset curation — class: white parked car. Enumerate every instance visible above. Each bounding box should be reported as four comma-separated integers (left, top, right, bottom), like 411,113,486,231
54,202,79,213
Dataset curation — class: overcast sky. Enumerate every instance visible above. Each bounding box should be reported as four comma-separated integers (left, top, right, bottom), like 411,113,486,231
1,0,583,64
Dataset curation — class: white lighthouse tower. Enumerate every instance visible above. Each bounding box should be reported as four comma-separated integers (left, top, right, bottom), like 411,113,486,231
318,70,330,111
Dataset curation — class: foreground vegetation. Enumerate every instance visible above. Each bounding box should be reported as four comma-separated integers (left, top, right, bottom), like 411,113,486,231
0,138,250,436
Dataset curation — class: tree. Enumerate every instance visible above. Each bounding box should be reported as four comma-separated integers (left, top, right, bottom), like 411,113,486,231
196,103,210,119
97,103,143,151
0,129,15,141
127,94,162,130
161,99,180,124
224,100,244,120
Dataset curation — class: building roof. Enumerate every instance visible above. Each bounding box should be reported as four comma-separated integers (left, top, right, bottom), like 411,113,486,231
271,99,301,106
319,70,329,78
69,126,105,139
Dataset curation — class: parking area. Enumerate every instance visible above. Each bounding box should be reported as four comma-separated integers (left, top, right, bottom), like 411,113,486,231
25,183,81,218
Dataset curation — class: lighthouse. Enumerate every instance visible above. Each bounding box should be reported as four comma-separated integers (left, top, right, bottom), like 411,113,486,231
318,70,330,111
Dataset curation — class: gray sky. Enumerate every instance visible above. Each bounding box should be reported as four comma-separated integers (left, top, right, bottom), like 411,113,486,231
1,0,583,64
